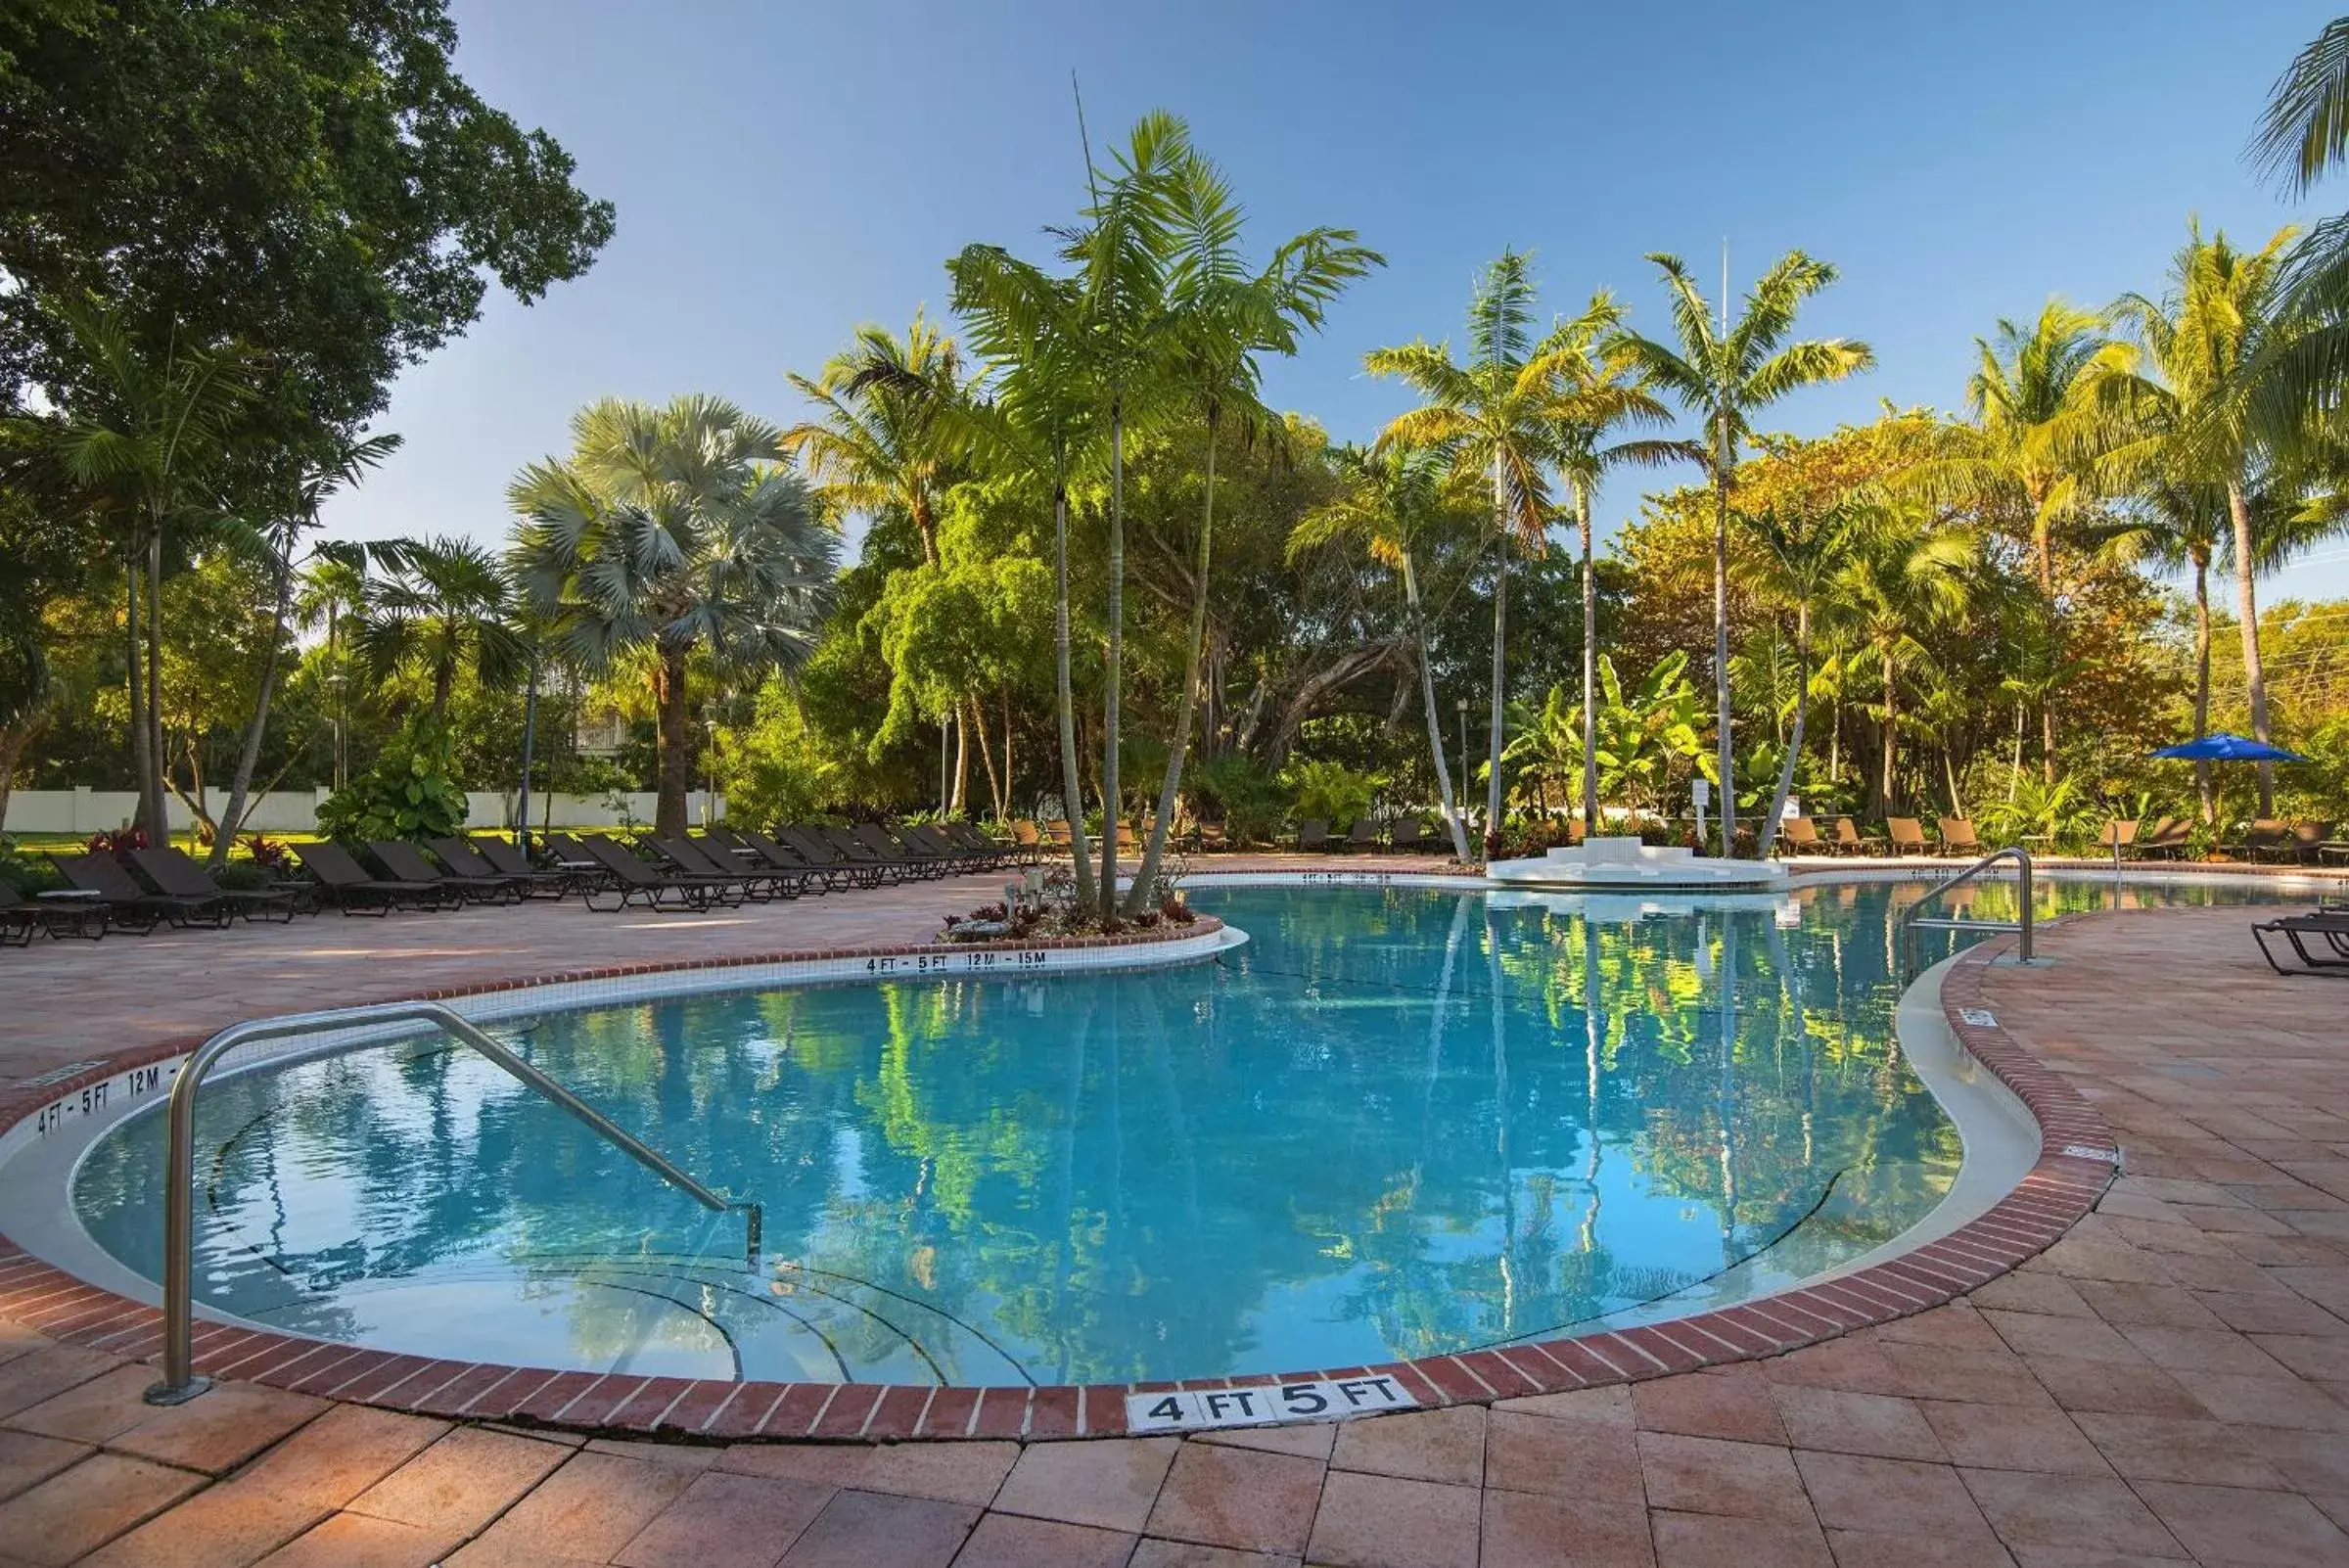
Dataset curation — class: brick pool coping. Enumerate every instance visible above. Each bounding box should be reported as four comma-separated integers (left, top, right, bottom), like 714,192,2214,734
0,913,2107,1446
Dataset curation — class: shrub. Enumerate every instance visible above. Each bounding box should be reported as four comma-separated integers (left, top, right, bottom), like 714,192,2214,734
316,719,469,843
1193,754,1289,847
1282,759,1382,828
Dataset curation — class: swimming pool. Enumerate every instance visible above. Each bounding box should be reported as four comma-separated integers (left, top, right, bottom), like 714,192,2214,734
54,874,2281,1389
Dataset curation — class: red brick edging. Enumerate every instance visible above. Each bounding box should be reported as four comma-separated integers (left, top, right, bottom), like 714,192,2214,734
0,928,2111,1444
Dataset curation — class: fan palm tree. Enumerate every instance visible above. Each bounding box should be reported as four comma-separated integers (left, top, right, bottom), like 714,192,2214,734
1291,443,1473,859
509,394,839,836
2098,222,2300,813
1125,138,1381,910
1541,291,1691,827
1611,252,1874,855
353,535,528,721
1368,250,1569,857
1738,501,1859,845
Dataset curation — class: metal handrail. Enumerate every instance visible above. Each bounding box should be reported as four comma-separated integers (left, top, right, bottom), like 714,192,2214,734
1896,845,2035,983
145,999,760,1407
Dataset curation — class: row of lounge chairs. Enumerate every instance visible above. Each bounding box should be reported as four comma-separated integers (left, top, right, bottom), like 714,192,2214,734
1293,818,1439,853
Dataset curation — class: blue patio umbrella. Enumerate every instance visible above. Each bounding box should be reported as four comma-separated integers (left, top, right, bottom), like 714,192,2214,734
2149,732,2311,763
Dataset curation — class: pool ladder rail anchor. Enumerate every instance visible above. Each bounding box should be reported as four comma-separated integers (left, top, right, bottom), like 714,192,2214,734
1895,845,2037,985
143,999,760,1407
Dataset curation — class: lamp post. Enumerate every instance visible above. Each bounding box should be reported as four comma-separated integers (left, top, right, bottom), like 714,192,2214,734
702,717,716,828
1455,697,1469,838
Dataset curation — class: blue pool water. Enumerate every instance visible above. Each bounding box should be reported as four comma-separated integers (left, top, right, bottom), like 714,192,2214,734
69,876,2276,1384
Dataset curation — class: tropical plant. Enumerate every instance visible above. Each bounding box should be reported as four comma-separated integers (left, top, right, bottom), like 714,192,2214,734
352,534,527,720
1586,651,1709,812
508,394,839,835
1282,758,1382,825
1611,252,1875,853
1975,770,2103,850
1738,502,1858,848
1192,752,1289,846
1831,510,1975,811
2249,17,2349,445
314,715,469,842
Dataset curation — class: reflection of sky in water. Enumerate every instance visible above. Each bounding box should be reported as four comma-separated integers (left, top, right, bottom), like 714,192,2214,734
71,877,2280,1385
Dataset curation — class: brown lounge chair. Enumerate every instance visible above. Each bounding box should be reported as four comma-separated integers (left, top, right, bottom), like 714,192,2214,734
127,845,303,922
1885,817,1930,856
0,884,110,944
1009,819,1046,862
1296,818,1332,853
2253,909,2349,976
438,836,575,899
643,833,791,900
730,827,857,893
2237,819,2293,861
52,852,230,930
568,836,724,912
1937,818,1983,856
1344,817,1383,853
2128,817,2190,859
1778,816,1826,856
1832,818,1881,855
1390,817,1427,853
774,826,890,889
368,840,522,905
293,842,460,914
2094,820,2139,856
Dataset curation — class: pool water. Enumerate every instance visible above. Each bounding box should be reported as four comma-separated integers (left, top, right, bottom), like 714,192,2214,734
69,875,2276,1385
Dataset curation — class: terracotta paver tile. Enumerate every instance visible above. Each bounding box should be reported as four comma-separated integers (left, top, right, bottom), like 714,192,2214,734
1758,1339,1904,1396
443,1536,608,1568
7,1364,167,1444
616,1469,836,1568
1330,1405,1486,1487
1484,1408,1642,1499
1871,1305,2007,1352
1489,1385,1633,1425
1792,1451,1994,1539
1199,1421,1335,1458
229,1403,449,1510
1877,1344,2054,1407
2071,1410,2291,1488
253,1510,462,1568
77,1480,323,1568
1479,1490,1652,1568
1770,1385,1944,1461
1649,1509,1832,1568
106,1382,327,1474
1633,1365,1785,1444
1915,1402,2110,1476
952,1511,1135,1567
2242,1425,2349,1494
1635,1432,1811,1527
2021,1356,2204,1417
994,1436,1176,1533
1958,1469,2183,1555
0,1451,207,1565
2115,1323,2290,1376
0,1430,88,1504
0,1345,123,1419
776,1488,978,1567
1967,1275,2096,1319
346,1425,570,1533
1981,1312,2146,1365
467,1451,699,1562
1128,1542,1300,1568
2170,1368,2349,1431
1823,1529,2016,1568
716,1444,876,1487
2191,1291,2346,1335
2067,1282,2226,1329
2253,1333,2349,1381
856,1438,1016,1505
2133,1480,2349,1566
584,1436,722,1471
1143,1442,1323,1556
1306,1468,1480,1568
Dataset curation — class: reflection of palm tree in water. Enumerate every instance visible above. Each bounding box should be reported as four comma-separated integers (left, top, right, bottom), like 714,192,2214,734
1484,905,1518,1334
1581,916,1603,1254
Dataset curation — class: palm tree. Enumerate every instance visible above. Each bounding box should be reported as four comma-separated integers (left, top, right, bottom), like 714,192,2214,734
1541,291,1689,828
1739,501,1857,845
509,394,837,837
2250,18,2349,440
2099,223,2301,813
1368,251,1568,858
783,314,969,565
1611,252,1874,855
295,547,368,790
1125,136,1381,911
1830,510,1973,813
353,535,528,721
1290,443,1473,858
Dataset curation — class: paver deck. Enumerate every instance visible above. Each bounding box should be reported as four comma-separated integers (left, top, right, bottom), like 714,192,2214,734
0,872,2343,1564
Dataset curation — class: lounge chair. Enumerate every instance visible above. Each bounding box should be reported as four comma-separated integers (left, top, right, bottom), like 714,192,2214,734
1831,818,1881,855
1045,819,1074,849
0,884,110,944
730,828,855,893
1885,817,1929,856
368,840,522,905
898,823,989,871
2236,819,2293,861
1390,817,1427,853
2290,820,2329,863
1778,816,1826,856
127,846,303,922
1296,818,1332,853
293,842,460,914
52,852,230,930
1009,819,1046,862
438,836,576,899
568,836,724,912
838,824,939,879
2094,820,2139,857
1343,817,1383,853
643,833,789,899
775,825,890,888
1937,818,1983,857
2252,909,2349,976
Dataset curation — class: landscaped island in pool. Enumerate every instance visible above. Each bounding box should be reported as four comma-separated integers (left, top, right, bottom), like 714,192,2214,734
55,876,2273,1388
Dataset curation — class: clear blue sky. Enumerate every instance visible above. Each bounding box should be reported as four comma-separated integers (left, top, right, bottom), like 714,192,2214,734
323,0,2349,595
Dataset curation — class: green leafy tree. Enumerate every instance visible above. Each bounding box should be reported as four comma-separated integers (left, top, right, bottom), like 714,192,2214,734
353,535,526,721
315,715,469,842
1738,503,1857,847
1831,511,1975,813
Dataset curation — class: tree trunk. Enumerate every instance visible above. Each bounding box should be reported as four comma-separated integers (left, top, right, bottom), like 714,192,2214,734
972,697,1004,822
1484,462,1508,860
124,544,157,835
1712,416,1736,857
144,526,169,838
2034,501,2058,785
1130,411,1218,912
653,642,692,837
1405,549,1471,860
951,700,968,815
1763,601,1810,856
1100,399,1126,922
0,710,46,838
2190,551,2213,823
1878,649,1899,813
1578,485,1599,829
2227,479,2273,815
211,533,296,865
1053,471,1096,907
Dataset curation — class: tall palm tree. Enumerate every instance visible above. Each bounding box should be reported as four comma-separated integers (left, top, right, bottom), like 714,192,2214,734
1125,137,1381,911
1612,252,1874,855
1906,302,2127,777
1290,443,1473,859
1368,251,1568,858
353,535,528,721
2250,17,2349,440
1830,510,1974,813
295,547,369,790
1541,291,1690,828
783,313,969,565
1739,501,1858,845
2099,223,2301,813
509,394,838,835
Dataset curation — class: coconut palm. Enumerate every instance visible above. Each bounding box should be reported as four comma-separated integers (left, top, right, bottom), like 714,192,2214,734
782,314,969,565
2250,17,2349,440
1368,250,1568,857
295,547,369,790
508,394,838,836
353,535,528,721
1830,510,1974,813
1125,138,1381,911
1291,443,1473,858
2098,223,2301,813
1738,501,1858,848
1611,252,1874,855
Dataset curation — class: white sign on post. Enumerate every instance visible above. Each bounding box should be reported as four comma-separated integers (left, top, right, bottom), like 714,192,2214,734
1126,1374,1418,1433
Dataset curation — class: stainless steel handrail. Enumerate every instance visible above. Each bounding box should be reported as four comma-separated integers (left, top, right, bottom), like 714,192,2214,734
1896,845,2034,983
144,999,760,1407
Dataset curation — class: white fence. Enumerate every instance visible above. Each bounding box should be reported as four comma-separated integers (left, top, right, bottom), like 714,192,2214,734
2,787,725,837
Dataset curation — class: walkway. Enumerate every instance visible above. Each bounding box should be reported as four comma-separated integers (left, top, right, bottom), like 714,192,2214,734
0,886,2344,1564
